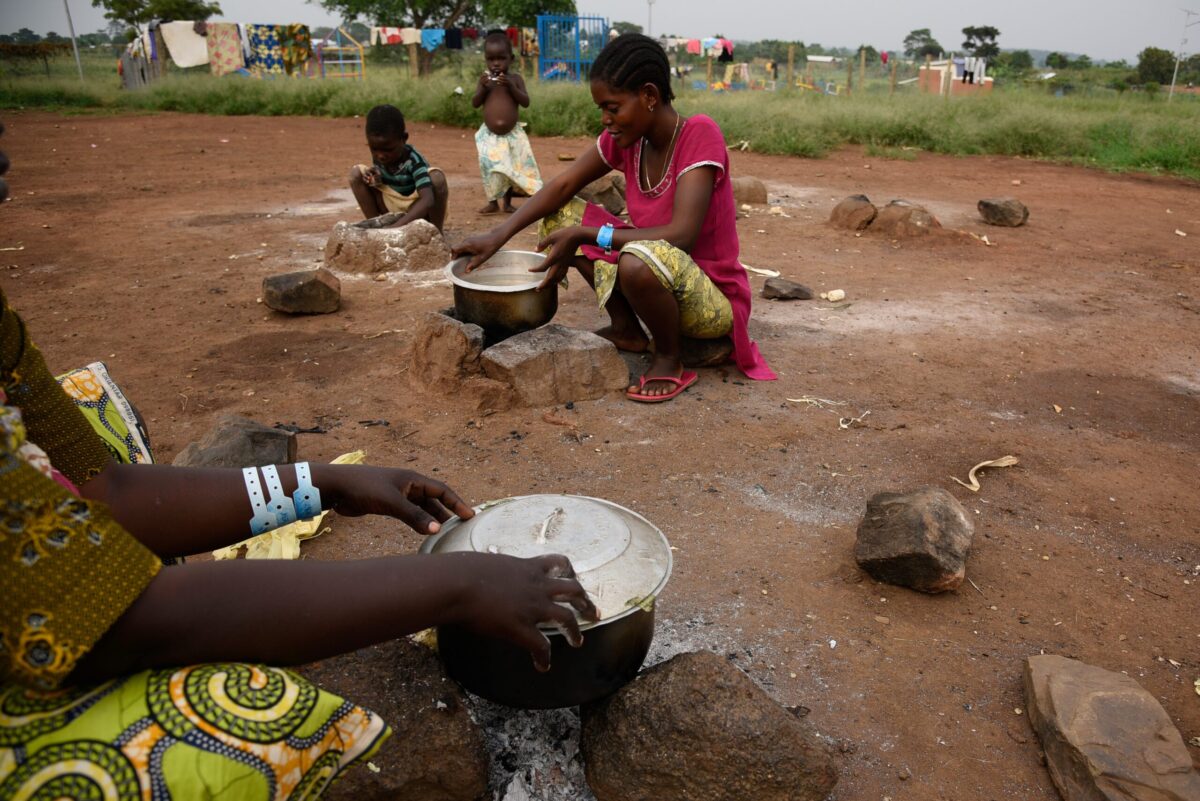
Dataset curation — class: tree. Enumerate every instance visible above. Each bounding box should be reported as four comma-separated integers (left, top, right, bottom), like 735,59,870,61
1136,46,1174,84
612,21,641,36
961,25,1000,59
44,32,65,43
903,28,941,59
856,44,878,64
1045,52,1069,69
1070,54,1092,69
91,0,222,34
320,0,573,30
13,28,40,44
1007,49,1032,70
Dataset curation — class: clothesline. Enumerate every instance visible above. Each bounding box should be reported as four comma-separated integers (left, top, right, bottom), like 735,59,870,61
370,26,539,55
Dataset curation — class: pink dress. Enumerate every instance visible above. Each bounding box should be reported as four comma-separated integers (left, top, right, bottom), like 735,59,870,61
581,114,776,381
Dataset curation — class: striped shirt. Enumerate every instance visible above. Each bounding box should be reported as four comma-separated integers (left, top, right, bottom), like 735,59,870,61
376,146,433,196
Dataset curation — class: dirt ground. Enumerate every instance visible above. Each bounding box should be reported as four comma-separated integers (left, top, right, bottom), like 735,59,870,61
3,109,1198,800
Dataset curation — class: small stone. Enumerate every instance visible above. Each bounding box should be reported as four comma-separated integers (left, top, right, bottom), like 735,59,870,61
262,268,340,314
871,200,942,238
582,651,837,801
761,277,814,301
172,414,296,468
978,197,1029,227
829,195,878,231
732,176,769,205
324,219,451,274
854,487,975,593
1024,654,1200,801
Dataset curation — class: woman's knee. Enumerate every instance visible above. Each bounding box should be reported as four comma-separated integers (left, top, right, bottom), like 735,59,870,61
430,170,448,200
616,252,660,291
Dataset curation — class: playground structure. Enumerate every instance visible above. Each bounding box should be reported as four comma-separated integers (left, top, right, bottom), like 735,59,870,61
314,27,365,80
536,15,608,82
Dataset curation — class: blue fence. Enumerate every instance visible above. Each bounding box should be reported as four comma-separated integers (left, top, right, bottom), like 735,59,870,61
536,15,609,82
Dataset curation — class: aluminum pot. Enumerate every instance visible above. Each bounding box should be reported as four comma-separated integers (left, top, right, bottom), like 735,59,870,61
418,495,672,709
445,251,557,341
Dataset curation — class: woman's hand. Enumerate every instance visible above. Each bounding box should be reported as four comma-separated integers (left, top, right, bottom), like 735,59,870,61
533,225,587,290
315,464,475,534
452,230,507,272
450,552,600,671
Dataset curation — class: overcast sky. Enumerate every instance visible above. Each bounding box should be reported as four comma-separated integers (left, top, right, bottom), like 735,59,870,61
2,0,1194,61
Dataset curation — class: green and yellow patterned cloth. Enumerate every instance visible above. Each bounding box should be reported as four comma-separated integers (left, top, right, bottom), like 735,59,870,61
540,197,734,338
57,363,152,466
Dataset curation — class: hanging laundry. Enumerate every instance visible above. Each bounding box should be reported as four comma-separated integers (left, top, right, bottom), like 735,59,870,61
506,27,519,47
206,22,244,76
372,27,404,45
420,28,445,52
445,28,463,49
462,27,479,40
685,39,701,55
246,24,285,75
718,38,734,53
718,45,733,63
881,50,889,64
159,20,209,68
278,24,312,76
399,27,420,45
238,23,252,62
520,27,537,57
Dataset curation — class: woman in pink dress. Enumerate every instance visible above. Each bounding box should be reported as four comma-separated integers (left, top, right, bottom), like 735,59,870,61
454,33,775,402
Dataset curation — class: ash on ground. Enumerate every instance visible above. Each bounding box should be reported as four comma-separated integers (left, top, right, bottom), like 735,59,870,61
468,612,744,801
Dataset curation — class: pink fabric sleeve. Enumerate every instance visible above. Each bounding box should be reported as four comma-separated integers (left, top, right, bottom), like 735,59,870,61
597,130,623,172
676,116,727,176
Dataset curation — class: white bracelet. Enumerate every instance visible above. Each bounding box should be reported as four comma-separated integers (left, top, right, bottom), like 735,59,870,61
261,465,298,527
243,467,278,535
293,461,322,519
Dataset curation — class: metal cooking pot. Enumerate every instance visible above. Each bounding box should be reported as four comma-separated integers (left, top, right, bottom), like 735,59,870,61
418,495,672,709
445,251,557,341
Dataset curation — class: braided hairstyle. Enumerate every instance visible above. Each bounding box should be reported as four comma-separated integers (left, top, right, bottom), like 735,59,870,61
590,33,674,103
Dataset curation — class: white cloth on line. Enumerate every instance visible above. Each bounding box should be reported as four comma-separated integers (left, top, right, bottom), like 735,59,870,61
160,21,210,68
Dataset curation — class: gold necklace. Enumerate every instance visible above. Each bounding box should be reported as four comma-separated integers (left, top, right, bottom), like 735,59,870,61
640,113,682,192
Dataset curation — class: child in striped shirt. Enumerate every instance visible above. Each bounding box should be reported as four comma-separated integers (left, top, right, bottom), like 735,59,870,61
349,104,449,230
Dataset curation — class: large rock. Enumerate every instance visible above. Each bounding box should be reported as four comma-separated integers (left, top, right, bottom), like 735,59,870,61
578,173,627,216
854,487,974,593
871,200,941,238
262,267,341,314
829,195,878,231
171,414,296,468
978,197,1029,227
732,176,769,205
303,638,489,801
409,310,486,392
325,219,451,274
481,324,629,407
1024,655,1200,801
582,651,837,801
762,277,815,300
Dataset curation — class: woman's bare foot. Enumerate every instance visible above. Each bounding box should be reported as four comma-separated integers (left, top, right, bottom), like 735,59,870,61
478,201,501,215
595,324,650,353
502,203,517,214
629,354,685,398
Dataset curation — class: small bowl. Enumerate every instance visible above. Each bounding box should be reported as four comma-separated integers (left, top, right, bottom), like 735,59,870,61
445,251,557,340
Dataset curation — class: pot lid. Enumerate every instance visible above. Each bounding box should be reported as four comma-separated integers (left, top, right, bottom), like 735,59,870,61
419,494,672,626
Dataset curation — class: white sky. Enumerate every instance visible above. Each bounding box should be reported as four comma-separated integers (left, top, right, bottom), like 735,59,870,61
1,0,1194,61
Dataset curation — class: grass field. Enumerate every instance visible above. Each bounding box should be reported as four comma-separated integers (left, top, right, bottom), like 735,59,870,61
3,51,1199,179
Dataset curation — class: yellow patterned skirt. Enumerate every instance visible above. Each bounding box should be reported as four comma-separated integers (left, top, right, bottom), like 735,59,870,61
0,664,389,799
539,198,733,339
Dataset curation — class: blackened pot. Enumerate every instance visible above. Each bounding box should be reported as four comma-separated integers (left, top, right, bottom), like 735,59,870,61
436,605,656,709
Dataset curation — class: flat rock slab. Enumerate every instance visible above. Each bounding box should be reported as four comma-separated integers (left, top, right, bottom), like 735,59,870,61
303,638,489,801
578,174,627,216
1024,655,1200,801
871,200,941,238
582,651,837,801
262,267,341,314
171,414,296,468
325,219,451,274
978,197,1030,227
732,176,769,205
481,324,628,407
762,277,815,300
829,195,878,231
854,487,974,593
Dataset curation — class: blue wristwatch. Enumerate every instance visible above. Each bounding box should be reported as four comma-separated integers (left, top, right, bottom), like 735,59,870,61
596,223,615,254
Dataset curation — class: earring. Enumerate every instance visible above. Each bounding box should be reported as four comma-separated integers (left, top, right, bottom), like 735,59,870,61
648,103,655,112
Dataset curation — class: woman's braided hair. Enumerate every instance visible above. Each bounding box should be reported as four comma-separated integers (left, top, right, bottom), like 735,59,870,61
590,33,674,103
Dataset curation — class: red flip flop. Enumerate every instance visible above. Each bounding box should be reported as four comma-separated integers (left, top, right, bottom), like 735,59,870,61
626,370,699,403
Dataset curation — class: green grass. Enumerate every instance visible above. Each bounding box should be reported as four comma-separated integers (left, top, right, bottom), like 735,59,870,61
3,55,1199,179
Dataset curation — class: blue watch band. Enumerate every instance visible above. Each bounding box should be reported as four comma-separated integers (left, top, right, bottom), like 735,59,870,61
596,223,615,252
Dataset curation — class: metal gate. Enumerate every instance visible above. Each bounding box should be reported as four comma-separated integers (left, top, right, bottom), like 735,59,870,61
536,15,609,81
